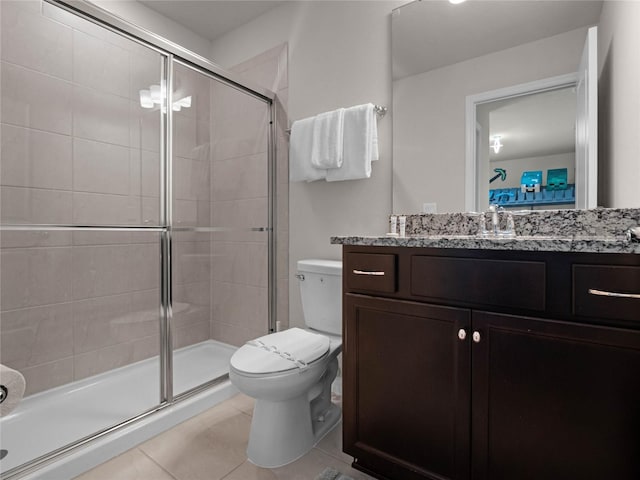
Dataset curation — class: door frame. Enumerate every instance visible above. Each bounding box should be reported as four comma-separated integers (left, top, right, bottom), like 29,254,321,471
464,73,578,212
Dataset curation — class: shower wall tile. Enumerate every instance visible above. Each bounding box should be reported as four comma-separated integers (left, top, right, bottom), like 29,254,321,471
211,242,268,288
142,197,161,226
173,320,209,350
73,289,160,354
73,85,130,147
1,186,73,225
130,102,162,153
278,278,290,330
129,244,161,291
173,240,211,285
73,139,133,196
0,1,72,81
0,303,74,369
21,357,74,396
129,51,163,103
73,30,130,98
0,2,169,397
211,152,268,202
1,61,72,135
0,230,72,249
210,321,264,348
0,124,73,191
71,230,158,246
72,192,142,225
72,244,159,300
211,281,268,333
73,334,159,381
212,198,269,231
140,150,161,198
173,114,198,159
173,282,211,333
0,247,73,311
173,156,210,202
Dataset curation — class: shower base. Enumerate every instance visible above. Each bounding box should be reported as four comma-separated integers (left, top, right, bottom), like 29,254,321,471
0,340,238,479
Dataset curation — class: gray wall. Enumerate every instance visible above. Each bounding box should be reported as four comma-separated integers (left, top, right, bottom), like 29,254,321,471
210,1,401,328
598,1,640,208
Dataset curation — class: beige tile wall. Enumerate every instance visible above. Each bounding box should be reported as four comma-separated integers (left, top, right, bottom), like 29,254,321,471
0,1,163,396
209,44,289,346
0,2,288,396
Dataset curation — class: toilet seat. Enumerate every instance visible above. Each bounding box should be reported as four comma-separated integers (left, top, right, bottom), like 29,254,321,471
230,328,330,375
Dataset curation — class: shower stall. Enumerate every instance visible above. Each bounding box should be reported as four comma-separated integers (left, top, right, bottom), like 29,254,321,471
0,1,281,478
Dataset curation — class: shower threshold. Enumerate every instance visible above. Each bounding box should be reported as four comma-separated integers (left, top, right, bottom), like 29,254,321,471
0,340,237,479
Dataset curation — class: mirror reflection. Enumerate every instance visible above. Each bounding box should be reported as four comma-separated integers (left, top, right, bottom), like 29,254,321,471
391,0,603,214
479,85,577,210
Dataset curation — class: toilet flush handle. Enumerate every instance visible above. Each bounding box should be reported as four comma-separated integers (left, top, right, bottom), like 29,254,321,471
295,273,305,281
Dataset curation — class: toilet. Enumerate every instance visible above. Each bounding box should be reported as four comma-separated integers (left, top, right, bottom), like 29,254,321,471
229,259,342,468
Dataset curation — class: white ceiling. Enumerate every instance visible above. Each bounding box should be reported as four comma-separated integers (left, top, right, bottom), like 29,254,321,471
139,0,285,41
478,86,577,162
392,0,603,80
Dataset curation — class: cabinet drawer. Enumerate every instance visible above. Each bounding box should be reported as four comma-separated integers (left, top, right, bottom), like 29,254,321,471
573,265,640,323
411,256,546,311
345,253,396,293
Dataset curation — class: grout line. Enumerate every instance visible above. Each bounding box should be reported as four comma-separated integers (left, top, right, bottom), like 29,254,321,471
138,448,181,480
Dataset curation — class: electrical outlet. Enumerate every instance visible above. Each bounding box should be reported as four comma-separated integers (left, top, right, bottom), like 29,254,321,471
423,203,437,214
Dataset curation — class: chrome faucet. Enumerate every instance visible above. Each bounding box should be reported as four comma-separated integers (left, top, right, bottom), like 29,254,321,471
479,204,515,238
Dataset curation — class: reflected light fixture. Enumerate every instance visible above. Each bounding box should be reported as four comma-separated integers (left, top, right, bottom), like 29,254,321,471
491,135,503,154
139,80,191,112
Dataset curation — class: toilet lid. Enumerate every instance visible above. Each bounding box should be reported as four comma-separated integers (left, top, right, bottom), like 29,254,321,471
230,328,330,374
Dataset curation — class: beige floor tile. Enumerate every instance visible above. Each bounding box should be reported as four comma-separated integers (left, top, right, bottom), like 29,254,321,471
139,403,251,480
73,448,176,480
315,421,354,465
223,392,255,416
221,448,375,480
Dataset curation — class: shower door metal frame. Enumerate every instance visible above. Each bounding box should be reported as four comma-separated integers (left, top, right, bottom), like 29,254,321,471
0,1,277,478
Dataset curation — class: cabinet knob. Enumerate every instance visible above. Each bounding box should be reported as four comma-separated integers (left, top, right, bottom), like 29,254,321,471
472,331,481,343
457,329,467,341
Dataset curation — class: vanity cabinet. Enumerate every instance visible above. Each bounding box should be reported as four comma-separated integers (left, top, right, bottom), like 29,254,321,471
341,246,640,480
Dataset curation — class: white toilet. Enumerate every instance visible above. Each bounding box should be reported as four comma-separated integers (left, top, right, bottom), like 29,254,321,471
229,259,343,468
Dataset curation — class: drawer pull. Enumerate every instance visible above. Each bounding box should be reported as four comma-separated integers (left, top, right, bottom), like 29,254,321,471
588,288,640,299
352,269,386,276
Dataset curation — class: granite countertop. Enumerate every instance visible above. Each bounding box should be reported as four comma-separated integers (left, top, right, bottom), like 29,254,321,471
331,208,640,254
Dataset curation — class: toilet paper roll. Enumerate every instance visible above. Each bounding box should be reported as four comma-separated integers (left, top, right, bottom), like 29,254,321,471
0,364,26,417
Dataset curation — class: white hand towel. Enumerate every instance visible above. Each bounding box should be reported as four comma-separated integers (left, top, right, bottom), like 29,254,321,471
311,108,345,169
289,116,326,182
326,103,375,182
371,112,379,162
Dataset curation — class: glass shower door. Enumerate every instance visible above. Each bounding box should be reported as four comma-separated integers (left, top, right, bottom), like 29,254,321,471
0,1,165,475
171,61,271,396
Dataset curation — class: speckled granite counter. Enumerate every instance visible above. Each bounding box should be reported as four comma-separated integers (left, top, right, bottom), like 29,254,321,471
331,208,640,254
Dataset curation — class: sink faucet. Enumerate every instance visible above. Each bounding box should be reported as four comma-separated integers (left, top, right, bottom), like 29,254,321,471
481,204,515,238
488,204,502,235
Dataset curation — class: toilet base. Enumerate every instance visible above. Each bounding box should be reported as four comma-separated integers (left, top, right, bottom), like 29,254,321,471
246,397,341,468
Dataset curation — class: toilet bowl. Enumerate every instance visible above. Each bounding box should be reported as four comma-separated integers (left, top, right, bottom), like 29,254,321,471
229,259,342,468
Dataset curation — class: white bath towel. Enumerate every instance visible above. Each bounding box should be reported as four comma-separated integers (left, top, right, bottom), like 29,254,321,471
289,116,326,182
326,103,377,181
311,108,345,169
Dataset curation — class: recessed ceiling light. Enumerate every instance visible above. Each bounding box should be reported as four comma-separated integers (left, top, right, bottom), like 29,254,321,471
449,0,467,4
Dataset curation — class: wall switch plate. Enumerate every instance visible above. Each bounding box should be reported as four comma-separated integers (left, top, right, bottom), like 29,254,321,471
423,203,437,214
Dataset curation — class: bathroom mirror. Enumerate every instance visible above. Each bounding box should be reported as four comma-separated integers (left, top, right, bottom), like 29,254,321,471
391,0,603,214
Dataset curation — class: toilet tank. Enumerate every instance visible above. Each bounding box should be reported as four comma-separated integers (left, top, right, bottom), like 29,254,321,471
297,259,342,335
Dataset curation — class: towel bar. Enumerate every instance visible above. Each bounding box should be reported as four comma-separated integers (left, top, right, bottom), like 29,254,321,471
285,104,387,134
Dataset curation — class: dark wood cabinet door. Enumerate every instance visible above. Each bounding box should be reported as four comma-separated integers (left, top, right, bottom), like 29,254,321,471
343,294,471,480
471,311,640,480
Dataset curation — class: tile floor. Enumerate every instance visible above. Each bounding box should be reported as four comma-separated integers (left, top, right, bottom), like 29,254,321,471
73,394,375,480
